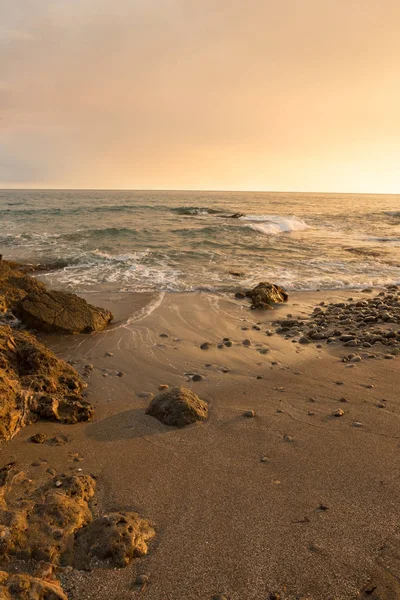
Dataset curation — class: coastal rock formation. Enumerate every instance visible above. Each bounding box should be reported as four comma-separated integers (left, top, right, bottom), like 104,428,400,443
0,465,155,597
245,282,288,310
74,511,155,569
0,471,96,565
0,571,68,600
0,259,113,334
0,260,46,313
0,324,93,443
146,386,208,427
16,290,113,334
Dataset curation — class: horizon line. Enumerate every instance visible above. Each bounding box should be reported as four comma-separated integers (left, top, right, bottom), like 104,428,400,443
0,187,399,196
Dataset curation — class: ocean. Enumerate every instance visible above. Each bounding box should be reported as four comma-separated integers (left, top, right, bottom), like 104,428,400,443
1,189,399,294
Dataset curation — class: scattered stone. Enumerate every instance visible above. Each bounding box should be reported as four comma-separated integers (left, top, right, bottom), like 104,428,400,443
117,371,125,377
146,387,208,427
333,409,345,417
135,574,150,587
283,435,294,443
158,384,169,390
137,391,154,399
159,333,169,338
352,421,363,428
224,340,233,347
260,456,270,463
242,339,251,346
243,410,255,418
105,351,114,357
192,374,203,382
200,342,212,350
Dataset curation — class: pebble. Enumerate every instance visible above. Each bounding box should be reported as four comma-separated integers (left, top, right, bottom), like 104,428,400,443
55,480,63,488
117,371,125,377
200,342,211,350
224,340,233,347
104,351,114,357
377,402,386,408
260,456,270,463
46,468,56,476
159,333,169,338
308,396,317,402
349,355,362,362
158,384,169,390
333,409,345,417
137,391,154,398
135,574,149,586
352,421,363,428
283,435,294,442
242,339,251,346
31,461,42,467
308,411,316,416
192,374,203,382
335,381,345,385
243,410,255,418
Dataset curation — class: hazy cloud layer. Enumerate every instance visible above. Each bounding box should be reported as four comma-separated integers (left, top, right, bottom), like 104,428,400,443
1,0,400,191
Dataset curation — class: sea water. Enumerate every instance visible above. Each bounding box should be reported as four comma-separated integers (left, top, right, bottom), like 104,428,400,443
1,189,399,293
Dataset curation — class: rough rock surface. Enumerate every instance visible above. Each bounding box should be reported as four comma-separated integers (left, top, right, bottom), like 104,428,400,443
74,511,156,569
245,282,288,310
0,464,155,597
0,324,93,442
0,571,68,600
146,386,209,427
15,289,113,334
0,260,46,313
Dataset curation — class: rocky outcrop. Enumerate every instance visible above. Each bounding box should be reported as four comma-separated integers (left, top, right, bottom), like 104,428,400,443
0,571,68,600
0,260,46,314
15,290,113,334
74,511,155,569
0,464,155,597
245,282,288,310
0,259,113,334
0,325,93,443
146,386,208,427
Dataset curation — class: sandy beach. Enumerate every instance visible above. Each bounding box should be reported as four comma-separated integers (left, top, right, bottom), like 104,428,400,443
2,287,399,599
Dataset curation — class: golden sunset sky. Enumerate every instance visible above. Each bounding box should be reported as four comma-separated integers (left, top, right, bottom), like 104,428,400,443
1,0,400,192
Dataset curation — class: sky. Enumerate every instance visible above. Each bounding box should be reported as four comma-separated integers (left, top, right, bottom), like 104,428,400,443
1,0,400,193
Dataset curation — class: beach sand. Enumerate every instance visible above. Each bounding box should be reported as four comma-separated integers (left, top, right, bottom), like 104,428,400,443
2,289,400,600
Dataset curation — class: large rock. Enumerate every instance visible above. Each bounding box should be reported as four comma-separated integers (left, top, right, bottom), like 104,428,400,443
0,571,68,600
146,386,208,427
0,464,155,596
0,324,93,442
15,289,113,334
245,282,288,310
74,511,155,569
0,260,46,313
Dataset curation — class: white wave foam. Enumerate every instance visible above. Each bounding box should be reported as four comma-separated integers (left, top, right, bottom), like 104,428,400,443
242,215,309,235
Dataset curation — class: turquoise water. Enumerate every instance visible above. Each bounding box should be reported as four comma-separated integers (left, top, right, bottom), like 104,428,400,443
1,189,399,292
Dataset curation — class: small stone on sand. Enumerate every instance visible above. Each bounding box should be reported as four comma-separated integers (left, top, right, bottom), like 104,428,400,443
243,410,255,418
333,409,345,417
30,433,47,444
158,384,169,390
192,374,203,382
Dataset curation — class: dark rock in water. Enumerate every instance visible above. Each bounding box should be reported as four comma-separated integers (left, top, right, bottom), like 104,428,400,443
246,282,288,310
146,386,208,427
0,324,93,443
235,292,246,299
74,511,155,569
246,281,289,310
229,271,245,277
0,572,68,600
15,289,113,334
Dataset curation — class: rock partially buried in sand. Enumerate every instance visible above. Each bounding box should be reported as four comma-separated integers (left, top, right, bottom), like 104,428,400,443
245,282,288,310
74,511,155,569
0,571,68,600
15,289,113,334
146,386,208,427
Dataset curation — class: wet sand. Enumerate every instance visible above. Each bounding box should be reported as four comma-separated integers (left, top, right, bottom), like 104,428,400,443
2,289,400,599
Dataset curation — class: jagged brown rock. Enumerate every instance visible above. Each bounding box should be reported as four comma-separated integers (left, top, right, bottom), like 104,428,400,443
146,386,208,427
245,282,288,310
15,289,113,334
0,325,93,442
74,511,156,569
0,571,68,600
0,465,155,597
0,260,46,313
0,259,113,334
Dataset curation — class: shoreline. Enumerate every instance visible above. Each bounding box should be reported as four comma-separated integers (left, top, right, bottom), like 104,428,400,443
1,267,400,599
